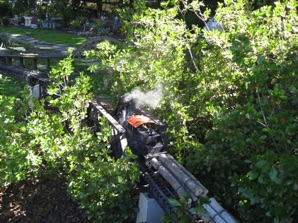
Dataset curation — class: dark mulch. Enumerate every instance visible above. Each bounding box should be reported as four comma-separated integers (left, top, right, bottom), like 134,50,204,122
0,176,91,223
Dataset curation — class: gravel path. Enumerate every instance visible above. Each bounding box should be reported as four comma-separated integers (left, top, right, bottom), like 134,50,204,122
8,33,76,55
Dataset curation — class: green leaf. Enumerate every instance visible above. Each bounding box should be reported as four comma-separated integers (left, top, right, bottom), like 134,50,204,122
269,167,282,185
251,196,260,205
247,171,259,180
259,135,267,140
255,160,267,168
168,198,181,207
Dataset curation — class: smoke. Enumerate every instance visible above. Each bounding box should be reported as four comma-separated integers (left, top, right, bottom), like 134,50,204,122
123,83,164,109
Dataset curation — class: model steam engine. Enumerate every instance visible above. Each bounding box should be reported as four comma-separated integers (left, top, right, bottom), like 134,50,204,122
115,95,168,157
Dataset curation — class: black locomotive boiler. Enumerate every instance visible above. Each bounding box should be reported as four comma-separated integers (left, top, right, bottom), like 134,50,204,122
115,96,168,157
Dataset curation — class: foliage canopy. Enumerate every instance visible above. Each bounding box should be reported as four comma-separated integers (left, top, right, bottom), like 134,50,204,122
87,0,298,221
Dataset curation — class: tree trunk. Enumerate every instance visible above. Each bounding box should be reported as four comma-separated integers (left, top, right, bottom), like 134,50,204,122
97,0,102,17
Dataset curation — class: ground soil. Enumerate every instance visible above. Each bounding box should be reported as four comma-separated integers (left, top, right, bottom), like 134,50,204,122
0,175,91,223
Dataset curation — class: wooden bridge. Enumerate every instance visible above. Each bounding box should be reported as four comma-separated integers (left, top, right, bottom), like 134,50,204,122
0,48,66,72
0,49,68,97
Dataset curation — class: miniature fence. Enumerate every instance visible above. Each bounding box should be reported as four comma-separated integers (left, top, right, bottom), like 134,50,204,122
0,50,66,72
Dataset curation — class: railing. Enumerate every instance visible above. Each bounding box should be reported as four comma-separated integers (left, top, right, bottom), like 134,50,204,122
0,49,66,72
0,49,68,98
89,99,128,159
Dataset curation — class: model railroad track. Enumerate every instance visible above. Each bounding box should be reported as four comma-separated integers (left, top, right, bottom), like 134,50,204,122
137,157,177,216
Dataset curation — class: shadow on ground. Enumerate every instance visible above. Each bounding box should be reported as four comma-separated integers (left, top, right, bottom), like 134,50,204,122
0,175,91,223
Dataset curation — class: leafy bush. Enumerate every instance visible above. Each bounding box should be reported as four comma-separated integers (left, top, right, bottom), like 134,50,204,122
86,0,298,221
0,52,140,222
187,1,298,222
0,80,37,185
70,19,82,29
163,194,209,223
191,1,297,221
68,146,139,221
2,17,9,27
96,27,111,36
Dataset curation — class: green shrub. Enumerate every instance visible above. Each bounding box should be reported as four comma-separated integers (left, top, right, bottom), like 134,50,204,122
2,17,9,27
185,1,298,221
67,146,139,222
0,52,140,222
70,19,82,30
86,0,298,222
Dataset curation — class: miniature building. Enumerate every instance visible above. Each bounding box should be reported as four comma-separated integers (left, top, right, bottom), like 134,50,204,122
31,17,38,29
24,17,32,27
51,18,62,28
42,18,62,29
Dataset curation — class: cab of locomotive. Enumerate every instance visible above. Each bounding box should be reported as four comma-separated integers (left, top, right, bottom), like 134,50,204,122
127,115,164,156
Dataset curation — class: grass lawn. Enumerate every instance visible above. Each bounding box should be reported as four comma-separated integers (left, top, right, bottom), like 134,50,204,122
0,26,108,97
0,26,87,47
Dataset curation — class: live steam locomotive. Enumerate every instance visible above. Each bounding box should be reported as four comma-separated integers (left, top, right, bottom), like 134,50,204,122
114,95,168,157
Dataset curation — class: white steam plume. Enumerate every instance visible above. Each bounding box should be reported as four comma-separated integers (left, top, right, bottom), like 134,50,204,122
124,83,164,109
